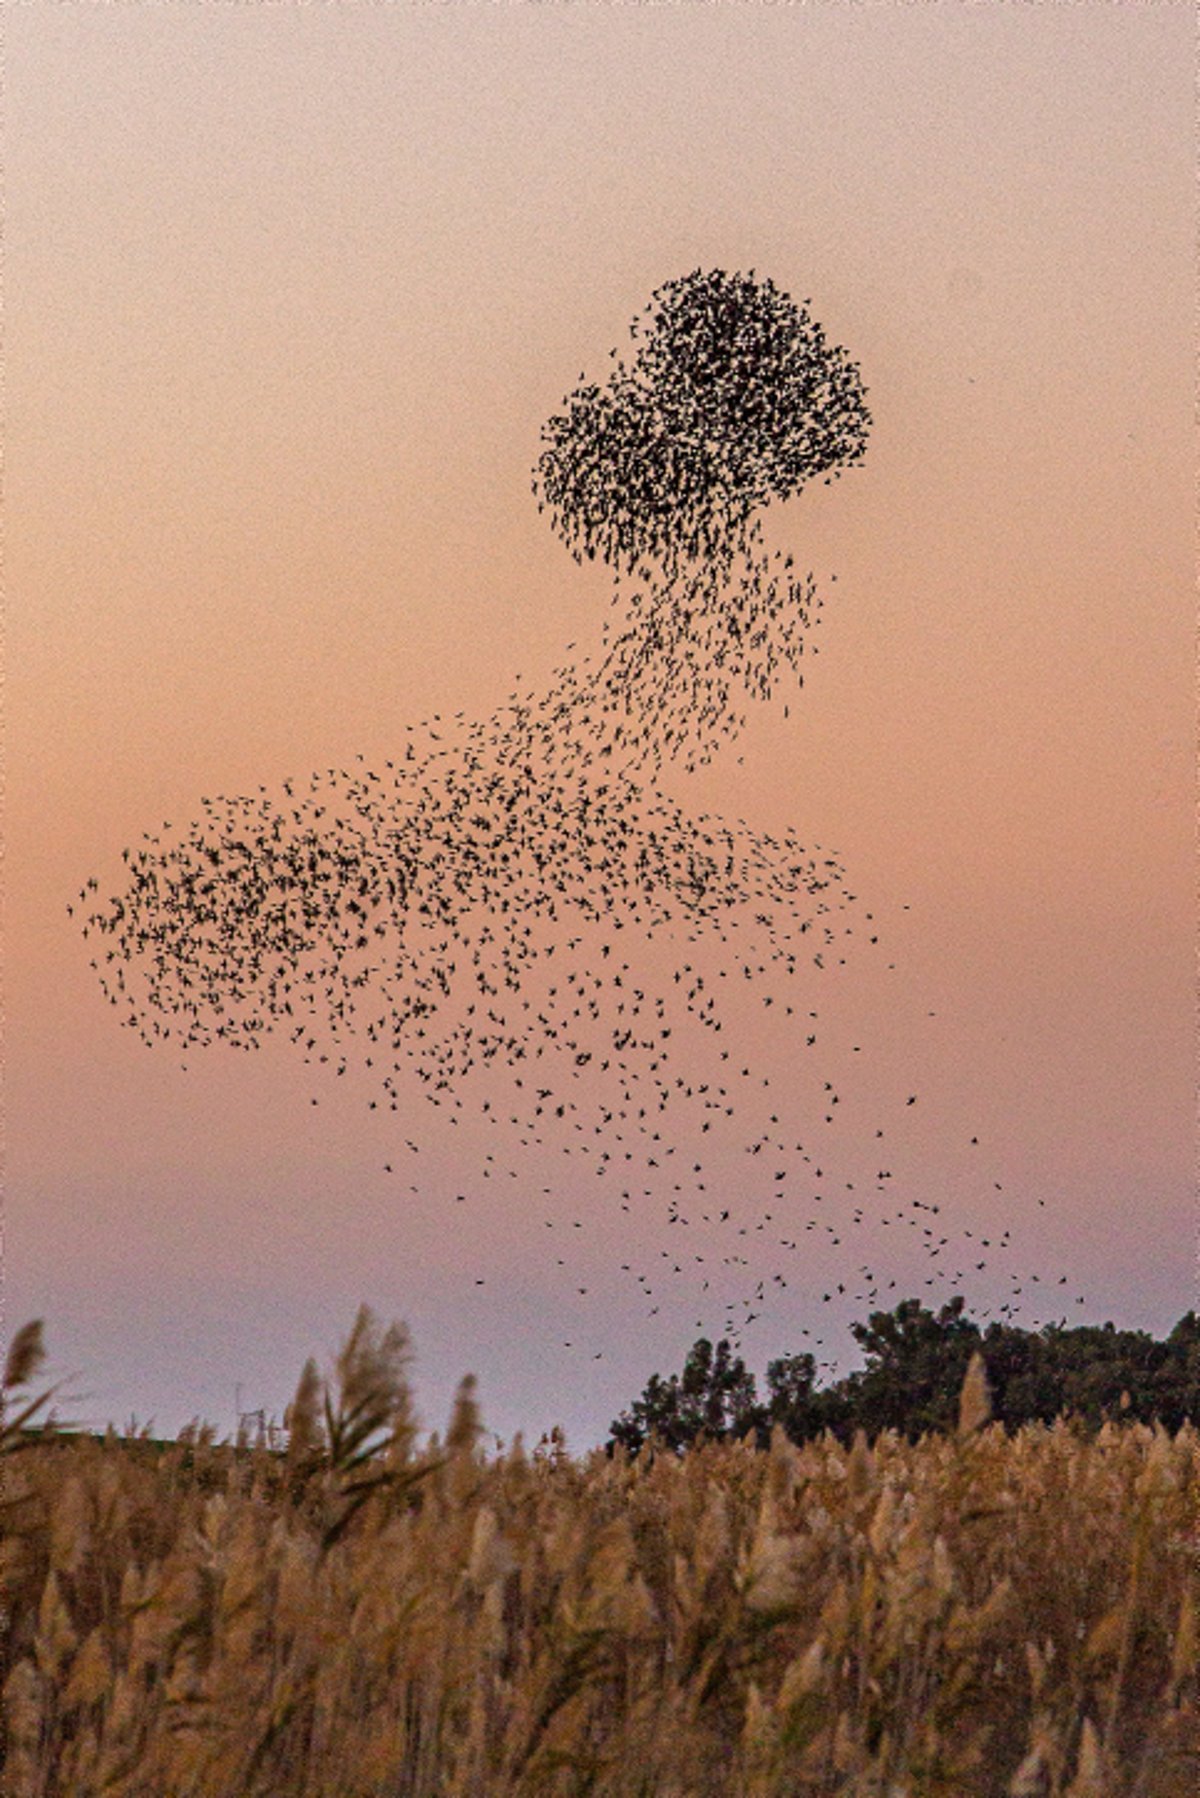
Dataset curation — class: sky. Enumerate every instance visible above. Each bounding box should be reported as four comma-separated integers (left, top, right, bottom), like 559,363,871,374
5,0,1194,1452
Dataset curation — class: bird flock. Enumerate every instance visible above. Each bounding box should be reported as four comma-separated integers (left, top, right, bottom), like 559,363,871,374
78,270,1082,1364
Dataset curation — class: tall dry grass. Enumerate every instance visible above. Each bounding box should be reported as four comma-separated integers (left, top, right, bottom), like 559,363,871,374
1,1312,1196,1796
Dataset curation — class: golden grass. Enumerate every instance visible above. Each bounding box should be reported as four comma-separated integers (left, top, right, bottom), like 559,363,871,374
2,1310,1196,1796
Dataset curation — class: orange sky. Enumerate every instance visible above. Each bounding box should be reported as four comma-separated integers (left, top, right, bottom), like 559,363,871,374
6,2,1193,1447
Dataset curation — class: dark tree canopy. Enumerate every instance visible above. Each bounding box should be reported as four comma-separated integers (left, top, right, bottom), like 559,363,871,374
609,1300,1199,1455
533,268,872,573
608,1336,761,1456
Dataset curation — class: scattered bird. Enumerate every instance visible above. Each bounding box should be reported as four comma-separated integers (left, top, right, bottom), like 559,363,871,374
78,269,1080,1357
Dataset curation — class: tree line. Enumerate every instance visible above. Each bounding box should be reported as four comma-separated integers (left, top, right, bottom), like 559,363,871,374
607,1297,1200,1454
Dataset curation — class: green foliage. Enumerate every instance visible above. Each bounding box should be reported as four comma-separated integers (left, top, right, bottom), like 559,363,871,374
608,1336,761,1454
609,1300,1199,1455
842,1296,983,1441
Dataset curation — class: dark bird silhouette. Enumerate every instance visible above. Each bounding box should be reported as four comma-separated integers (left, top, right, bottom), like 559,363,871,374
77,268,1077,1354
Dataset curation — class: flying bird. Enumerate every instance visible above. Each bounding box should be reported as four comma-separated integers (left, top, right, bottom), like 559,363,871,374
77,269,1076,1355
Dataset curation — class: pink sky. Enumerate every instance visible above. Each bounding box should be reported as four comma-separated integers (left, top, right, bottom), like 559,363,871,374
6,2,1193,1448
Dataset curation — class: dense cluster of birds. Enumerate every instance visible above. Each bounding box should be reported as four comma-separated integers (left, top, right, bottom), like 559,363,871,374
78,270,1082,1362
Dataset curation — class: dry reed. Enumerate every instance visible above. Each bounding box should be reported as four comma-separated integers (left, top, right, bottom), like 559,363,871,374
1,1308,1196,1796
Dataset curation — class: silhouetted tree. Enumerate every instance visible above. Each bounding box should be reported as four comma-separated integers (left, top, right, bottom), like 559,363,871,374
607,1299,1198,1457
842,1296,982,1441
971,1323,1061,1430
762,1350,844,1445
609,1337,761,1455
1156,1311,1200,1431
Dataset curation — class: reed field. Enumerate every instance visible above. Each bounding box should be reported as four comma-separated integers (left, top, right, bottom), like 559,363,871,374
2,1309,1196,1797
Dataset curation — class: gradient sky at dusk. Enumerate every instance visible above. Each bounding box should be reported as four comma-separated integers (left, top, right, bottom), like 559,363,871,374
7,2,1192,1450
